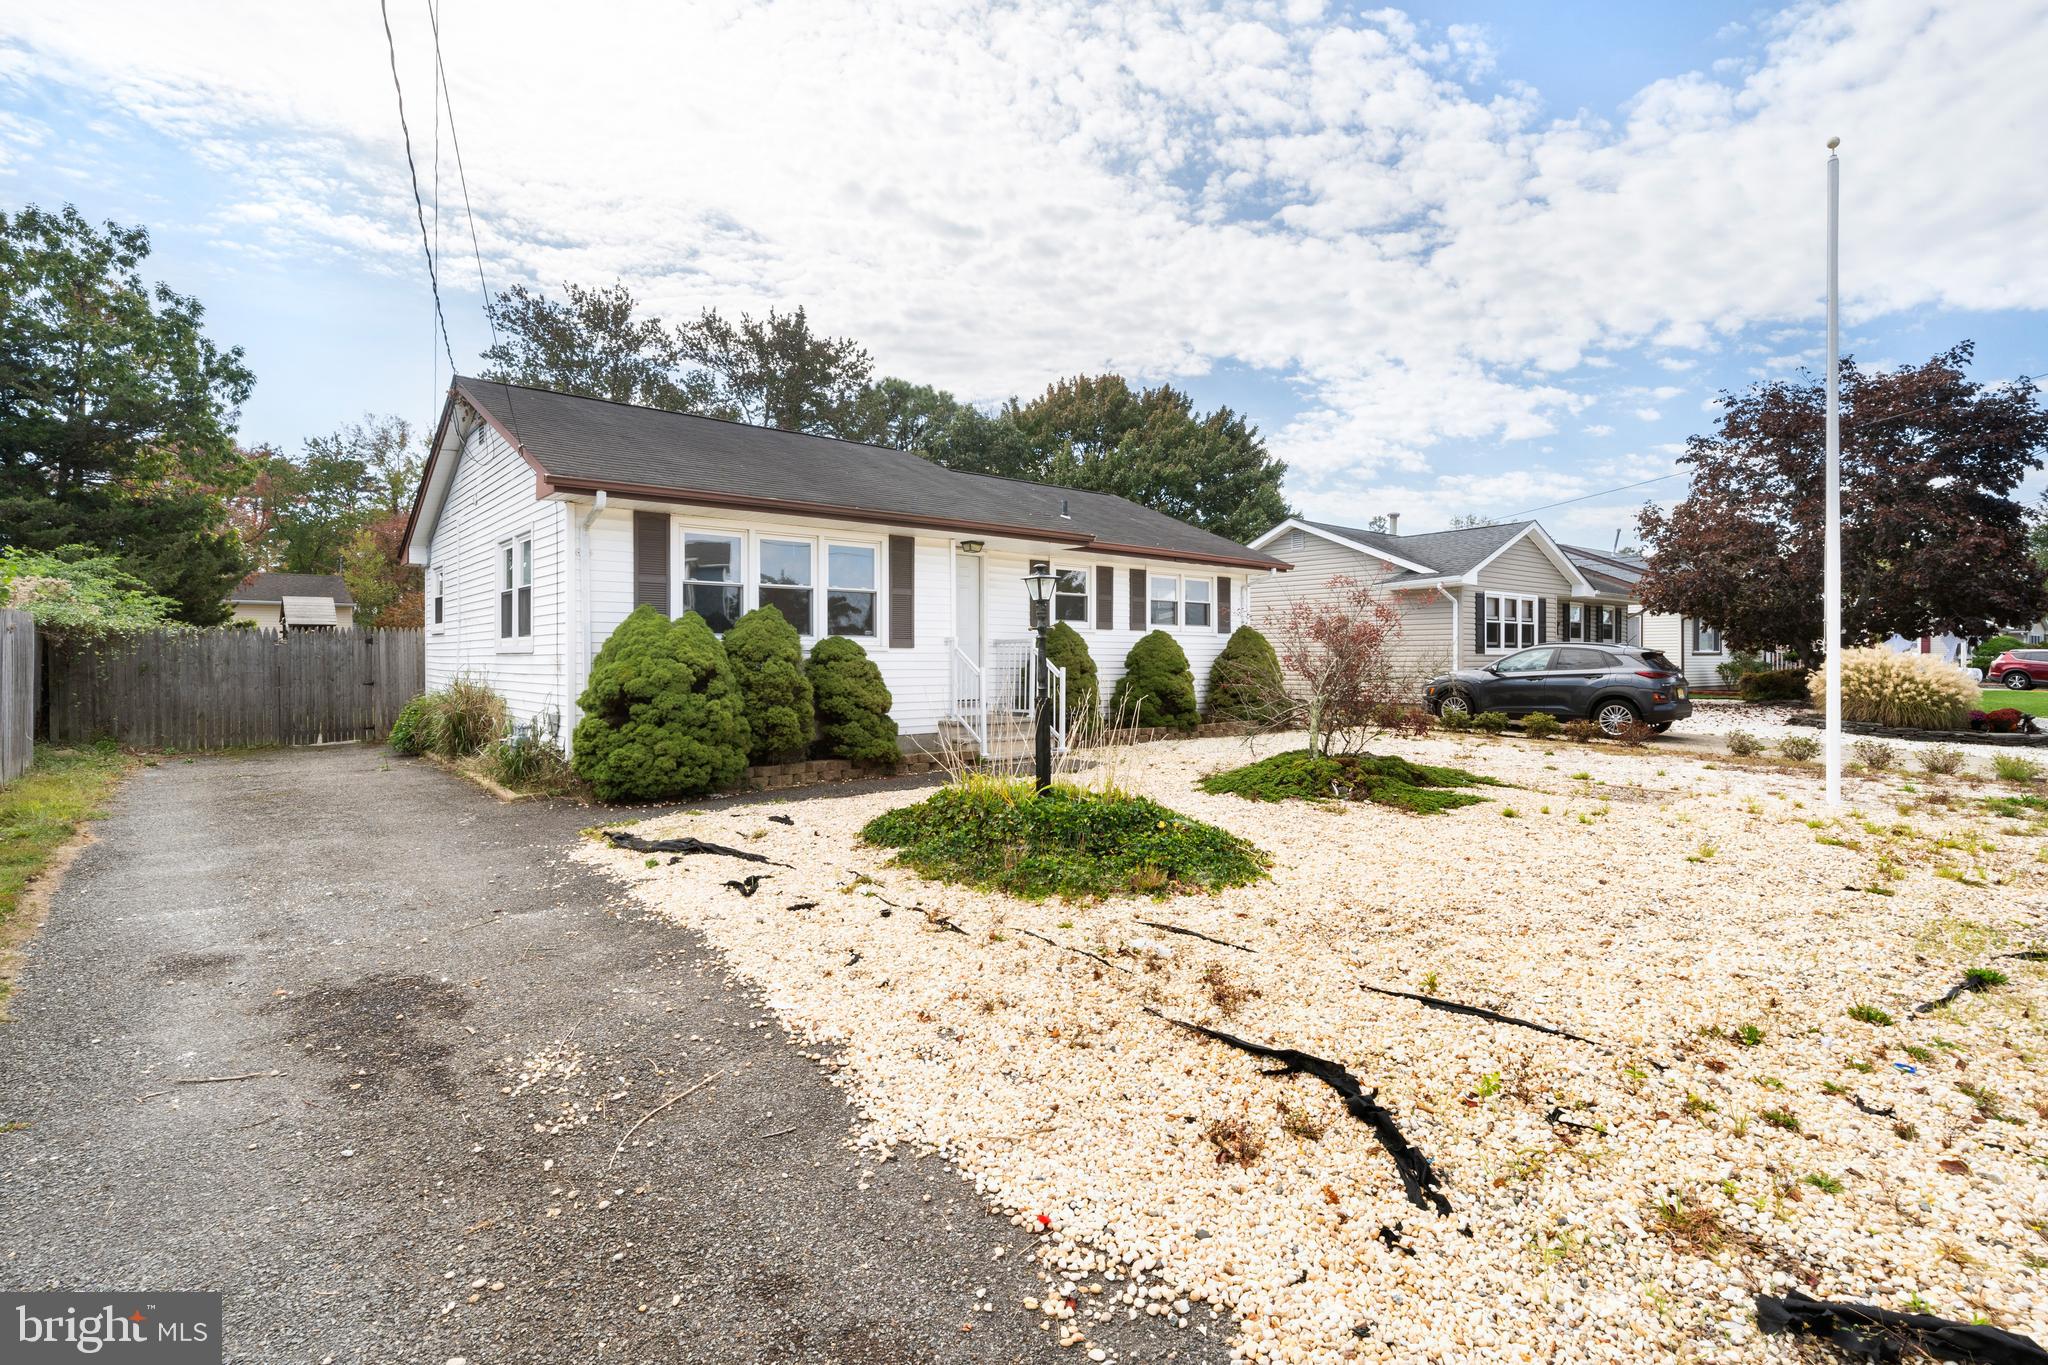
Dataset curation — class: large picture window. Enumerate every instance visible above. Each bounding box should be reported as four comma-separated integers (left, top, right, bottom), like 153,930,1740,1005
826,543,877,637
499,536,531,642
683,531,743,633
1183,577,1212,628
1149,574,1180,626
759,537,813,635
1484,594,1535,652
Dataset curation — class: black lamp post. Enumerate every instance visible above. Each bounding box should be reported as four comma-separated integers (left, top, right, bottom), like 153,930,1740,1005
1022,568,1057,794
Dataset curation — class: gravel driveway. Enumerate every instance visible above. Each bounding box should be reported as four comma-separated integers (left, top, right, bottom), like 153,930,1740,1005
0,746,1220,1365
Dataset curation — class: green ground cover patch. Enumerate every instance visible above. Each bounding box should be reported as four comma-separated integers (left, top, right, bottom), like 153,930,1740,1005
860,778,1268,901
1,744,135,1010
1198,749,1501,814
1980,688,2048,717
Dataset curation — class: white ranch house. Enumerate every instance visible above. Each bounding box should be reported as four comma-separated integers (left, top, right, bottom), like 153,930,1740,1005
402,379,1289,754
1247,517,1734,689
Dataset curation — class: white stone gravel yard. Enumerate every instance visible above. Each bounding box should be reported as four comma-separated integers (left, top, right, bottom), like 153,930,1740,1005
577,729,2048,1364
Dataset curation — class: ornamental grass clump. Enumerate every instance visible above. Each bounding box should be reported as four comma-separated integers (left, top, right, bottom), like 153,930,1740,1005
573,606,751,801
390,676,508,759
1810,647,1977,731
723,606,815,764
861,779,1267,900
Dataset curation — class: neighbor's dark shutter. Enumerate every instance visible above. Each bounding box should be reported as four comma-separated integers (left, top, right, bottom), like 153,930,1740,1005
1129,568,1147,631
1096,566,1114,630
888,535,915,649
1537,598,1548,644
633,510,670,612
1217,577,1231,633
1474,592,1487,654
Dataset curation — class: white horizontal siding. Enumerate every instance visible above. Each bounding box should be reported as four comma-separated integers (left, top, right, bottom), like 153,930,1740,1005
425,423,569,731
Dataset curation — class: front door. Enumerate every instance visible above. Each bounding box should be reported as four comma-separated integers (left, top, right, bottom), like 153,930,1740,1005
953,551,982,664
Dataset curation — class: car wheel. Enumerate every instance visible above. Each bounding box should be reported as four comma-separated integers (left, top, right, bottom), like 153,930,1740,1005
2005,670,2034,690
1436,691,1472,718
1594,699,1640,736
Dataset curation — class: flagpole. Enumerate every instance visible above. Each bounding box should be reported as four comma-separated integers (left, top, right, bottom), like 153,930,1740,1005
1824,137,1843,807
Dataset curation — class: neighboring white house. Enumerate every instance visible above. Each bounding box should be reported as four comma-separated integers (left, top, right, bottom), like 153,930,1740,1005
227,572,357,631
402,378,1289,753
1245,517,1736,688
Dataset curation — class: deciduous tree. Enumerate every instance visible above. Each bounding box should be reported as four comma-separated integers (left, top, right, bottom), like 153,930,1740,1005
1636,344,2048,652
0,204,255,624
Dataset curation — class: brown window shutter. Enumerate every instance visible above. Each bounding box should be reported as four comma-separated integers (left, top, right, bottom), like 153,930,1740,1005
1474,592,1487,655
888,535,915,649
1128,568,1147,632
1095,565,1113,630
1537,597,1548,644
1216,576,1231,633
632,510,669,612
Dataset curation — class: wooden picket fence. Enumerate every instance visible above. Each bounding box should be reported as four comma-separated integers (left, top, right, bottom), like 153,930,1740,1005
0,610,32,783
45,628,424,750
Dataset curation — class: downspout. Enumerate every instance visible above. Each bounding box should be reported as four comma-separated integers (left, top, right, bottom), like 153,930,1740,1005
1438,586,1460,672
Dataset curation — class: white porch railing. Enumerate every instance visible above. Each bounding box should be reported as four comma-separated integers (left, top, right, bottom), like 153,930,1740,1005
949,642,985,749
950,636,1067,758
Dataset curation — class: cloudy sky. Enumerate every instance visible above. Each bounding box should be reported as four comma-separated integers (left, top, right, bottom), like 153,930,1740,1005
4,0,2044,547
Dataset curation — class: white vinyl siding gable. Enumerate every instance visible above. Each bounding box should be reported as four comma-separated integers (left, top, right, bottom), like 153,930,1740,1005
423,423,567,730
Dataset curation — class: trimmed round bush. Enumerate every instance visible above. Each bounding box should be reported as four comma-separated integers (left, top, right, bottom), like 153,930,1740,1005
723,605,815,763
1810,647,1977,731
1739,667,1810,702
1521,712,1562,739
388,694,432,755
1206,626,1281,724
808,635,899,763
1109,630,1199,730
1044,622,1099,722
572,606,751,802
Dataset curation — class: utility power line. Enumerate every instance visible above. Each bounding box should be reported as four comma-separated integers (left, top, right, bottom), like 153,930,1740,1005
1502,472,1681,521
379,0,457,376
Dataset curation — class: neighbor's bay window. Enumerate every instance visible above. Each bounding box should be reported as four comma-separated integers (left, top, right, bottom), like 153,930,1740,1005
1149,573,1180,626
499,536,531,642
1183,577,1212,628
826,543,877,638
759,537,813,635
683,531,744,633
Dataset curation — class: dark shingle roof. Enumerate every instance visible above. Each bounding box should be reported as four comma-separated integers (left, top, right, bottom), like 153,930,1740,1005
1559,544,1647,593
447,378,1284,569
230,572,353,605
1302,519,1535,580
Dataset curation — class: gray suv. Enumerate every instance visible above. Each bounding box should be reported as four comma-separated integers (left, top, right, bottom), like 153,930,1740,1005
1424,645,1692,735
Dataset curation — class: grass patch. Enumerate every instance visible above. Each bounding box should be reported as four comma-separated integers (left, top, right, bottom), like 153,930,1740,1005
861,778,1268,901
1981,688,2048,717
1846,1004,1895,1027
1,744,135,1008
1198,748,1501,814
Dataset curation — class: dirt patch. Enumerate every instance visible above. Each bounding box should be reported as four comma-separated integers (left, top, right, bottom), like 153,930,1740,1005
264,972,471,1100
150,950,241,982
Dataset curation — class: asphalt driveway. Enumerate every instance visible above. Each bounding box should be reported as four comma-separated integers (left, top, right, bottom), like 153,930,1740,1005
0,746,1222,1364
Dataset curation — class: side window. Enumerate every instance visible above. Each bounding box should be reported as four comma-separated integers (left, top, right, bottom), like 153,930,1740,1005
1183,578,1212,628
498,536,531,642
430,570,444,628
1494,648,1554,674
1554,647,1605,669
1054,567,1089,623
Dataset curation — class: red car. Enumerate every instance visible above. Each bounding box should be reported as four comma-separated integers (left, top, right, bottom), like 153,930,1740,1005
1988,648,2048,690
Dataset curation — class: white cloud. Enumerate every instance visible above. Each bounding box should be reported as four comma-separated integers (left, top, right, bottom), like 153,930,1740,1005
1634,406,1662,422
1582,423,1615,437
3,0,2044,501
